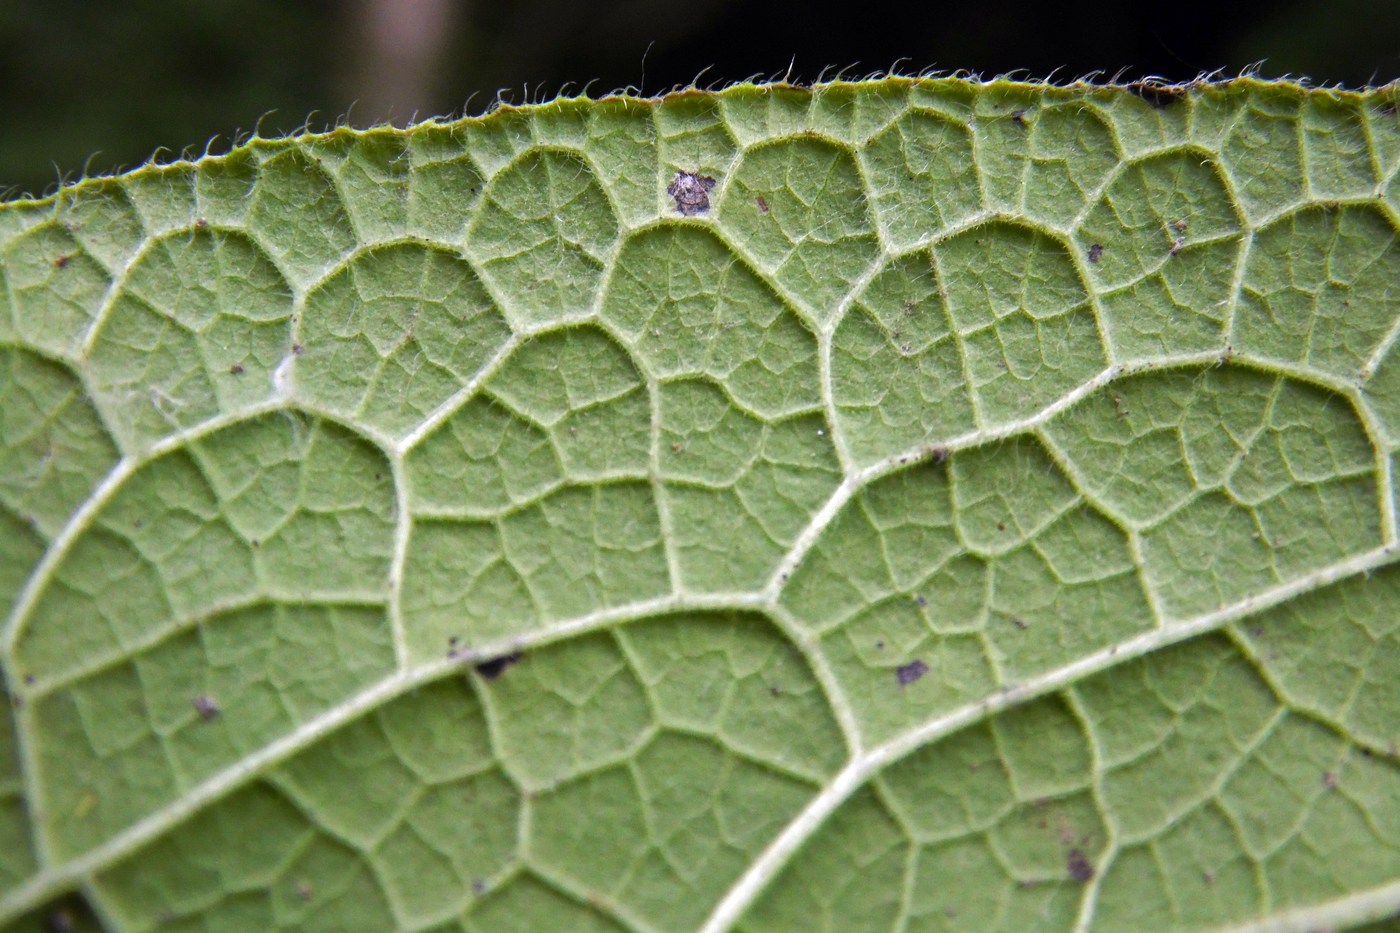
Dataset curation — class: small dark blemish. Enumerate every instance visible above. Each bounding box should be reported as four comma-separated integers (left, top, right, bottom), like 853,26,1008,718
1172,218,1188,233
1202,870,1215,885
914,594,927,607
229,363,245,376
671,442,684,453
1169,236,1186,257
1066,848,1095,883
755,195,770,213
896,659,929,686
472,879,487,895
928,445,949,465
1010,616,1028,630
54,254,72,269
770,685,781,696
1087,243,1104,264
1322,771,1338,790
1128,81,1184,109
295,879,314,901
875,640,885,650
779,573,789,584
292,343,304,355
997,521,1006,532
193,694,220,721
23,674,34,686
474,650,522,681
195,217,208,229
45,909,75,933
1010,109,1028,127
667,170,717,216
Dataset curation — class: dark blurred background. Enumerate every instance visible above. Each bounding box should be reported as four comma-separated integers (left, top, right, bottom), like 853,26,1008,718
2,0,1398,198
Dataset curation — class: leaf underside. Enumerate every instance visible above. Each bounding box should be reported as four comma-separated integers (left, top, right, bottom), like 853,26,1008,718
2,77,1400,932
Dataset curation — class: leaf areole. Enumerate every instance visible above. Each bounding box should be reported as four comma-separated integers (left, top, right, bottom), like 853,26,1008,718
3,77,1400,933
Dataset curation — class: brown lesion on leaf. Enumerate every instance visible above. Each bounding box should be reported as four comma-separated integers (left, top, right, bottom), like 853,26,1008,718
1128,80,1185,109
755,195,770,213
667,170,717,216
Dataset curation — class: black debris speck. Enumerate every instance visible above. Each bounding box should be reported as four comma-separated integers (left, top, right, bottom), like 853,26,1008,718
1087,243,1103,263
1067,848,1095,883
475,651,522,681
928,445,949,465
193,694,220,721
667,170,717,216
896,659,929,686
914,594,927,608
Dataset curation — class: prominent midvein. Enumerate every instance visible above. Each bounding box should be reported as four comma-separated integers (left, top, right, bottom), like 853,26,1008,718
702,542,1400,933
0,590,767,924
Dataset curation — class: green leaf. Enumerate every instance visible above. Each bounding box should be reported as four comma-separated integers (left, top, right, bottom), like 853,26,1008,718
2,77,1400,932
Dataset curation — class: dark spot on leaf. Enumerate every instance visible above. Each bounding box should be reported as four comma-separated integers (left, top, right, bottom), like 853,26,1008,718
229,363,244,375
1169,236,1186,256
1087,243,1103,263
914,594,927,607
1010,616,1028,630
770,685,781,696
195,217,208,229
875,640,885,650
54,254,71,269
667,170,717,216
295,879,314,901
1202,870,1215,885
1010,109,1028,127
292,343,304,355
1322,771,1338,789
1128,81,1184,108
928,445,949,464
671,442,683,453
475,650,522,680
472,879,487,895
192,694,220,721
997,521,1006,531
755,195,769,213
896,659,929,686
1172,218,1188,233
1066,848,1095,883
